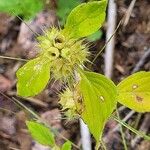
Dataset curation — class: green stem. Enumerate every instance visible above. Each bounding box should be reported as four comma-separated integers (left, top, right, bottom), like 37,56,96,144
101,140,107,150
116,109,128,150
92,19,122,63
0,55,28,62
112,115,150,141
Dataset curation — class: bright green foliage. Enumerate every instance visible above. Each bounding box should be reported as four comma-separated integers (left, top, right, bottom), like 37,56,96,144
117,71,150,112
16,57,50,97
79,70,117,142
63,0,107,38
57,0,81,25
0,0,44,20
26,121,72,149
14,0,150,148
61,141,72,150
15,1,110,147
26,121,55,146
16,0,107,97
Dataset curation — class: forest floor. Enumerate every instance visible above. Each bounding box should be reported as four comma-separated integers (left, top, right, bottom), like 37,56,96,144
0,0,150,150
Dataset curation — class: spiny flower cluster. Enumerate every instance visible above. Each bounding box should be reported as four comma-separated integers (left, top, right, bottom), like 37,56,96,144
37,28,89,80
59,86,83,119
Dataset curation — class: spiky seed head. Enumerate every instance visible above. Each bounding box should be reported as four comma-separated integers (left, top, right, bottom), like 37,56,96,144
59,87,83,119
37,27,89,80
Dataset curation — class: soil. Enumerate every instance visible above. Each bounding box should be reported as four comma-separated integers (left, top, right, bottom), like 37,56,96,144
0,0,150,150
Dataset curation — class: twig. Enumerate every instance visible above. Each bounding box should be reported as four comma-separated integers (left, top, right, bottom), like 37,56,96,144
131,114,150,147
12,12,40,37
0,107,16,115
100,140,107,150
7,91,48,108
112,110,135,132
92,19,122,64
133,113,142,130
22,97,48,108
104,0,117,78
103,0,117,148
132,48,150,73
80,119,92,150
118,106,126,112
112,115,150,141
9,147,20,150
103,110,135,143
123,0,137,26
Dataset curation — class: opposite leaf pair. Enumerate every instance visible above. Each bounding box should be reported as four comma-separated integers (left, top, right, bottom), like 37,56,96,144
79,70,150,144
16,0,107,97
16,1,108,145
16,0,150,148
26,71,150,149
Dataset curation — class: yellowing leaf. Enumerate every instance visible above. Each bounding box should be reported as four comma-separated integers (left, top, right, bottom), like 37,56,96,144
117,71,150,112
63,0,107,38
16,57,50,97
79,70,117,142
26,121,55,146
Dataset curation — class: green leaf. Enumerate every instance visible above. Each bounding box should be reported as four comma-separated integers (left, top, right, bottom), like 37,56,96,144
16,57,50,97
52,145,61,150
63,0,107,38
57,0,81,26
117,71,150,112
0,0,44,20
26,121,55,146
87,30,103,42
79,70,117,142
61,141,72,150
